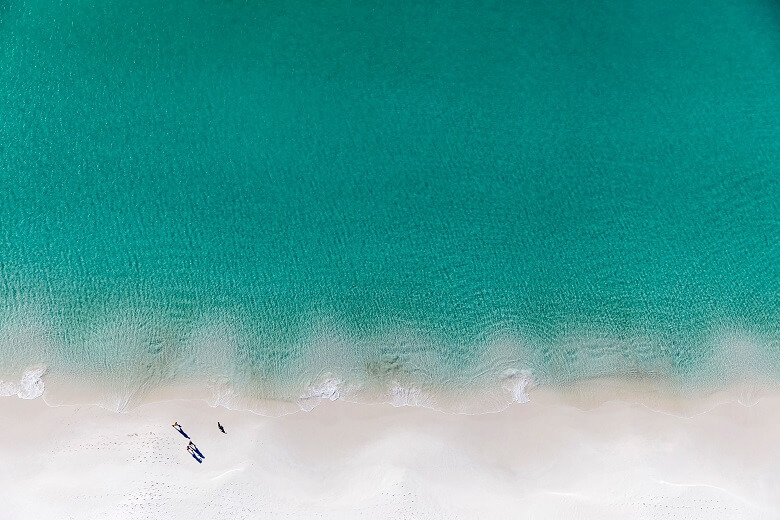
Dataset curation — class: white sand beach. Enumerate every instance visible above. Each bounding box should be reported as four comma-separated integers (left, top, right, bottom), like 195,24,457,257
0,385,778,519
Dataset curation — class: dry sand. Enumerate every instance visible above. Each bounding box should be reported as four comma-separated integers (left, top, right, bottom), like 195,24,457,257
0,386,778,519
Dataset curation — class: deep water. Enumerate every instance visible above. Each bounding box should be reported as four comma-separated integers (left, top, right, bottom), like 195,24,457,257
0,0,778,408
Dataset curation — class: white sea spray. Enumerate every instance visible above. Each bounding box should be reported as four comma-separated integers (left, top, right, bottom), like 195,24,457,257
0,366,47,399
501,369,535,404
298,377,344,411
390,385,431,407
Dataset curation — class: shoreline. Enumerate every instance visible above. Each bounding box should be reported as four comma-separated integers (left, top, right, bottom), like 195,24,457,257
22,365,777,418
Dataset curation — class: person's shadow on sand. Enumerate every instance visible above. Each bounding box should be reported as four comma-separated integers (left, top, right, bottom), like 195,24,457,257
188,441,205,459
187,443,205,463
172,422,190,439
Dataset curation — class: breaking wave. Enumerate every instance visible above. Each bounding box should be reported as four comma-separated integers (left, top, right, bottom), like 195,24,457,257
0,366,47,400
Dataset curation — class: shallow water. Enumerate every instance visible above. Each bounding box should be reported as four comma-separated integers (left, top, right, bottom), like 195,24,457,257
0,0,778,409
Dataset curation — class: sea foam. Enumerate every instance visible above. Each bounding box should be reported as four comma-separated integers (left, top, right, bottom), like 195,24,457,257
0,367,47,399
298,377,344,411
502,369,536,404
390,385,432,408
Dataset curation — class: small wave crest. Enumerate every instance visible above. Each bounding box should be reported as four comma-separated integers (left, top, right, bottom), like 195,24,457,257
502,369,536,404
389,385,432,407
298,377,344,411
0,366,47,399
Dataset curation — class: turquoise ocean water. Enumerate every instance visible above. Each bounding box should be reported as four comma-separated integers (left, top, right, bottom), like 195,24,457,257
0,0,778,409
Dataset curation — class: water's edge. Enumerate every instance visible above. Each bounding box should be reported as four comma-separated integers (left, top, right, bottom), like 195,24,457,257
2,363,774,419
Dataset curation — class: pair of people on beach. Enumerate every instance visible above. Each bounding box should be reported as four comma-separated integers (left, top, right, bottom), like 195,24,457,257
187,441,205,462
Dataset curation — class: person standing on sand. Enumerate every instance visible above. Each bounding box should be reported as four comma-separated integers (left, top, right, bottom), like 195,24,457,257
218,422,226,434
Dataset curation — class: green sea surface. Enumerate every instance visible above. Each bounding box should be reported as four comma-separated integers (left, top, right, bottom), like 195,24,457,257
0,0,778,406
